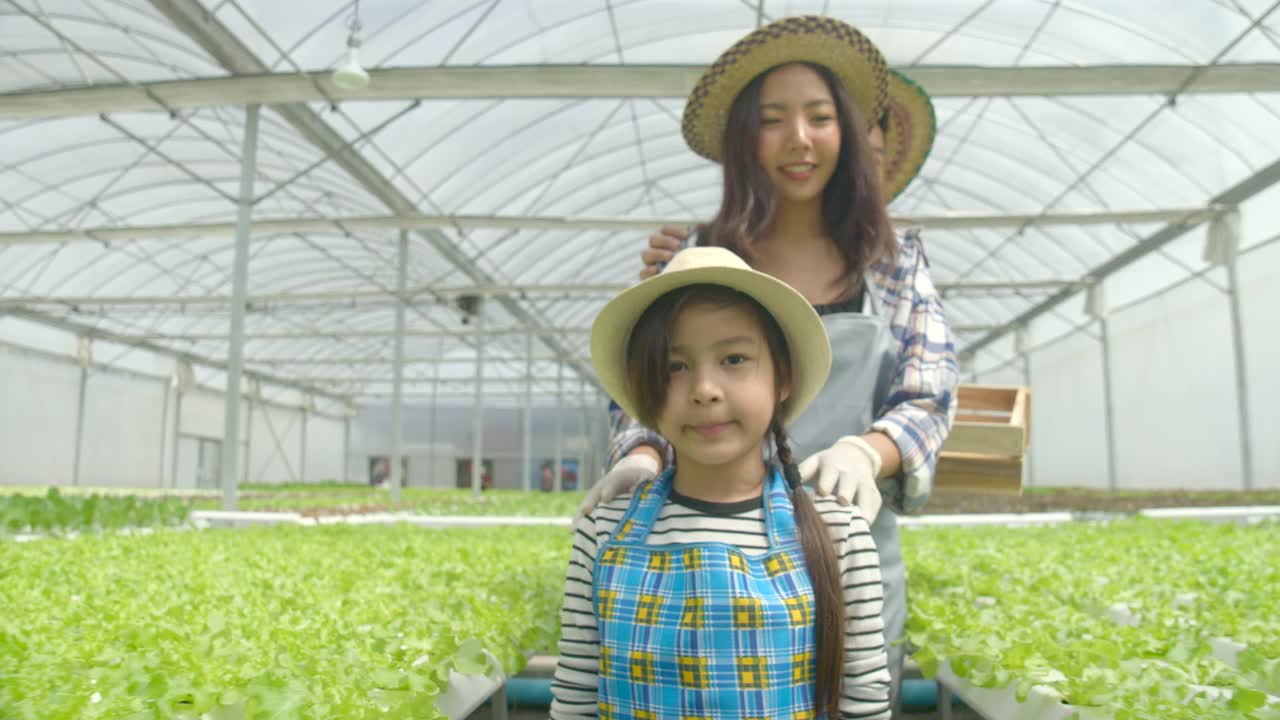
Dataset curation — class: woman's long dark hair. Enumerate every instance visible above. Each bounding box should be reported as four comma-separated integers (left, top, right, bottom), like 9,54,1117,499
702,62,897,298
625,284,846,718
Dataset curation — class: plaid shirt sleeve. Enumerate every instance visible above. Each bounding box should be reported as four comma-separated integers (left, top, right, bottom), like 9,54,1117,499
868,229,959,515
606,400,674,469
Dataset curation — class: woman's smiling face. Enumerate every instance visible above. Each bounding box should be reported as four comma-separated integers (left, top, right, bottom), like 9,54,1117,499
756,63,843,207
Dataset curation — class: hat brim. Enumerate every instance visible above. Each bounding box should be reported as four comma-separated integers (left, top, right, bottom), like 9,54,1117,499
591,264,832,428
683,16,889,163
882,70,936,202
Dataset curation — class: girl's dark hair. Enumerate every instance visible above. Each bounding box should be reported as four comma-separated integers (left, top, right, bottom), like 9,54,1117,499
702,61,897,299
773,419,845,719
625,283,845,717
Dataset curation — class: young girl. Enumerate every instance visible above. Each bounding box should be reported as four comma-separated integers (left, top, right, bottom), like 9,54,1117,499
551,246,891,719
581,17,958,715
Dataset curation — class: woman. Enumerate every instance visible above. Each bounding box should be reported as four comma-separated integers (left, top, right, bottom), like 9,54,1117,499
583,17,958,716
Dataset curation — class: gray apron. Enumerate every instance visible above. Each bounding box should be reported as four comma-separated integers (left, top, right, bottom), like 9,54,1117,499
787,276,905,715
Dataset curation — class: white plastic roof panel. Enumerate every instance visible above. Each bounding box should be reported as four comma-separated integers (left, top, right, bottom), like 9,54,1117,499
1,0,1278,397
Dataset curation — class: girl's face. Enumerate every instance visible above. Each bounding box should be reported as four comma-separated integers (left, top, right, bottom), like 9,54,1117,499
655,302,789,470
757,63,842,207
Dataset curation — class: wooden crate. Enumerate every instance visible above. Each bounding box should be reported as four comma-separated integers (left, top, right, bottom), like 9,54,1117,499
935,385,1030,495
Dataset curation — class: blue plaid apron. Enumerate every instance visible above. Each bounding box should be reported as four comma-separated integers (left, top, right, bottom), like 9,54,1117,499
592,466,821,720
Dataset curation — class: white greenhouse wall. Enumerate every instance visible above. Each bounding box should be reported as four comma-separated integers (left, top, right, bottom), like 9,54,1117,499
0,344,80,485
351,403,609,490
1025,332,1112,489
1106,276,1243,490
302,415,346,484
79,372,167,488
1238,237,1280,488
964,192,1279,492
246,403,303,484
0,336,353,489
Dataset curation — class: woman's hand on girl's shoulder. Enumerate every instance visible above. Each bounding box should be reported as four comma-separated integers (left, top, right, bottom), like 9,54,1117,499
639,225,693,279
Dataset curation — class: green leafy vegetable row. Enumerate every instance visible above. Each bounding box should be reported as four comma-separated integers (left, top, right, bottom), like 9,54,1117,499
0,524,569,719
3,485,587,519
190,488,587,516
1,488,191,534
903,519,1280,719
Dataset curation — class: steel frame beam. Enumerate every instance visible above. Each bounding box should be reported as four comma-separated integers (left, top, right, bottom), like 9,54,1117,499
110,327,592,341
239,355,567,365
145,0,598,393
0,207,1221,246
4,312,351,405
289,376,593,385
0,279,1084,309
4,64,1279,120
963,157,1280,356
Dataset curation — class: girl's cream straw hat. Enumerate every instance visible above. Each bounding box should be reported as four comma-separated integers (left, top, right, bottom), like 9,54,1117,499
591,247,832,425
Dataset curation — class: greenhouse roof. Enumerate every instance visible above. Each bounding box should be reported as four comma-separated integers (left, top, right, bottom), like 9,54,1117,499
2,0,1279,404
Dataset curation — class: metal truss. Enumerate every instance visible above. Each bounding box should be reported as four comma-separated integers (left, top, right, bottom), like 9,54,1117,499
4,64,1279,120
0,206,1221,246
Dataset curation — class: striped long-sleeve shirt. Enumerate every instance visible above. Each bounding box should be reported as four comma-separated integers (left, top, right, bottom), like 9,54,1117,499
608,229,958,514
549,489,892,720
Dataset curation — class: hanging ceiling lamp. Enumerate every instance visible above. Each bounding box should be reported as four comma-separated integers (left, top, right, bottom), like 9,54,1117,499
332,0,370,90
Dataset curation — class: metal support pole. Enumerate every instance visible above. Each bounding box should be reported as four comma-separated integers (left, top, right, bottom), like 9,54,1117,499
522,331,533,492
1021,351,1035,489
579,378,591,491
171,388,183,488
243,389,254,485
72,365,88,486
1225,258,1255,490
471,299,486,497
390,230,408,505
219,103,260,511
299,404,308,484
600,391,611,480
1098,317,1119,492
554,359,564,492
593,391,607,486
428,376,438,487
157,377,170,487
342,412,351,484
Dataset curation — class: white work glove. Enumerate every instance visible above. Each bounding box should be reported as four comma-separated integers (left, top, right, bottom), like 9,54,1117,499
797,435,884,524
575,453,660,520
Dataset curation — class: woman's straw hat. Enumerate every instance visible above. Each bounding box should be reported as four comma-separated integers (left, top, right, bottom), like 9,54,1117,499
881,70,937,201
682,15,890,162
